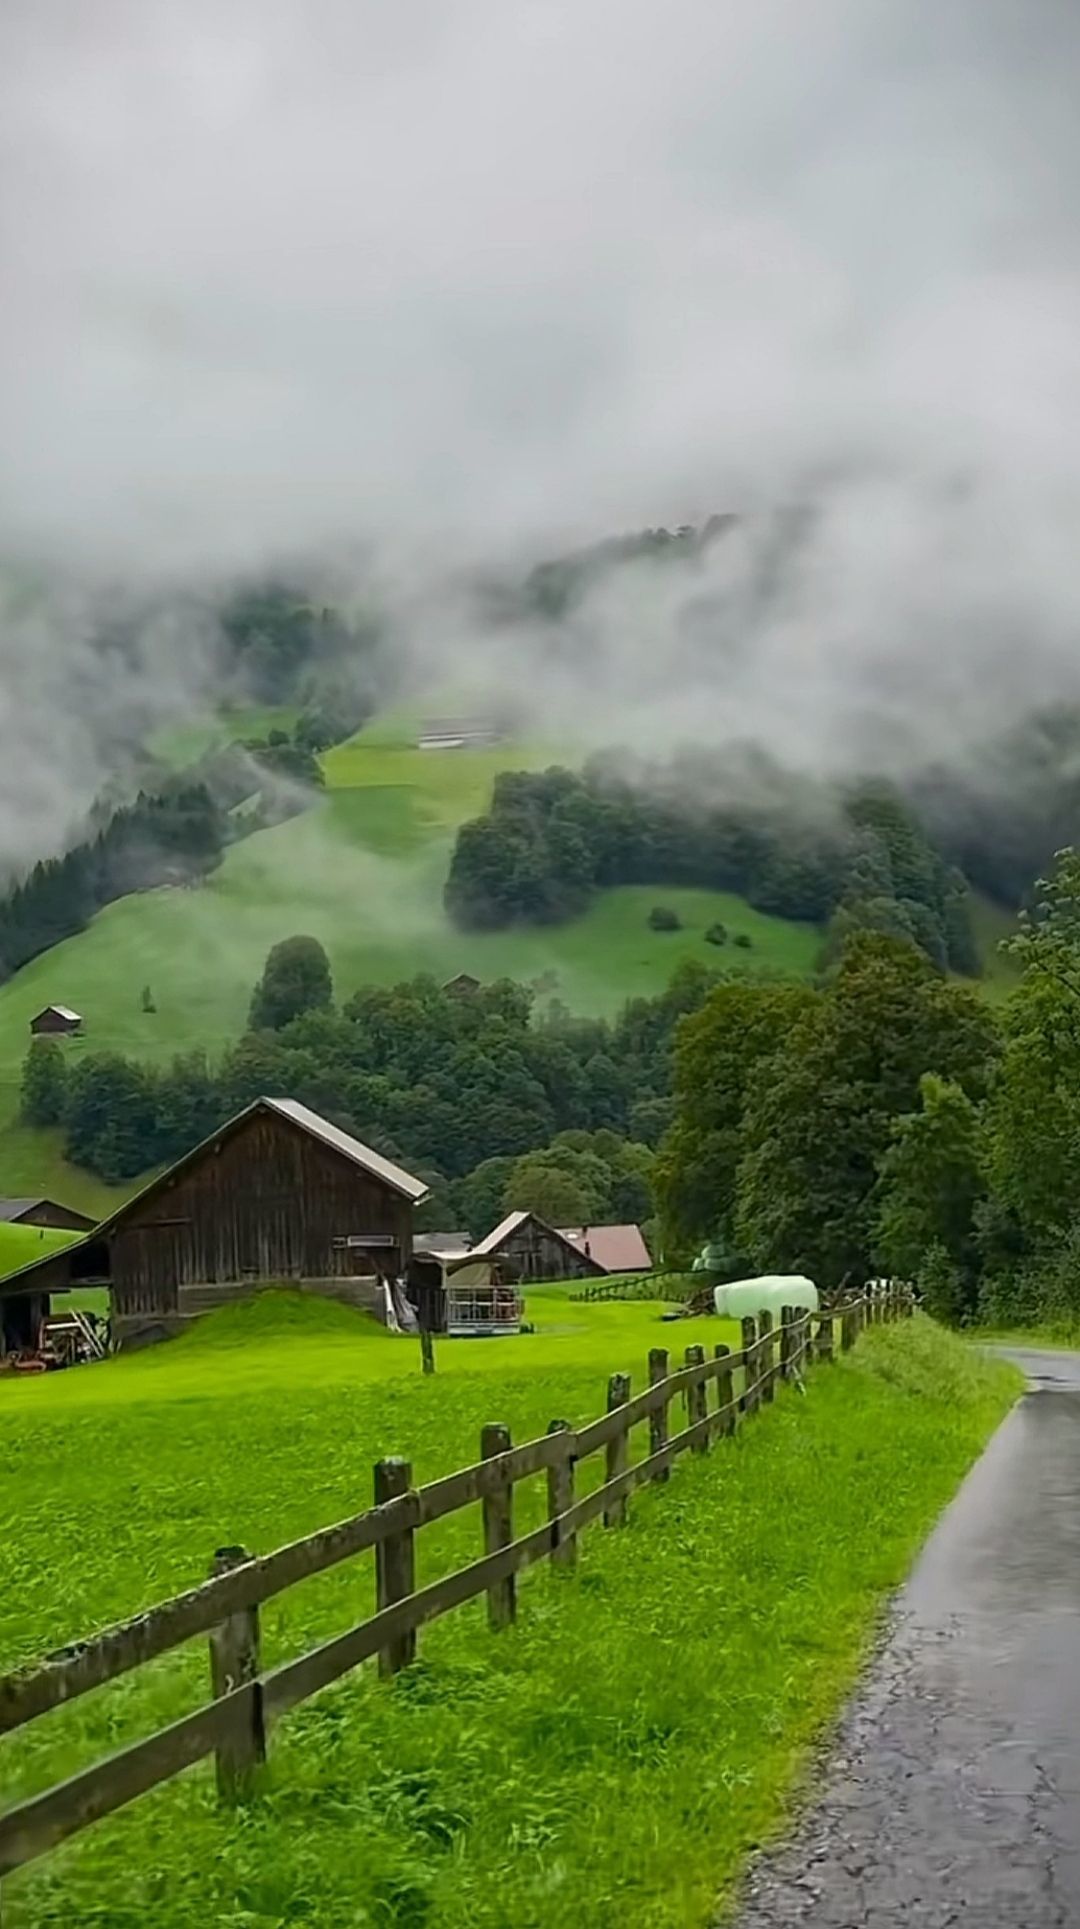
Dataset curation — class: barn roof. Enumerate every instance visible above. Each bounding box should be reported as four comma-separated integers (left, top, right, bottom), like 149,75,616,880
260,1098,429,1201
557,1224,653,1273
473,1210,606,1274
34,1005,82,1023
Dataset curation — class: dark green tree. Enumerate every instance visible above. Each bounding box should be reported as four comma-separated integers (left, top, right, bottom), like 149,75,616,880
248,935,333,1032
20,1038,68,1127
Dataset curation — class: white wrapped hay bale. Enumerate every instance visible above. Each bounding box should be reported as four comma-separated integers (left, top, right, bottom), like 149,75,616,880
713,1274,819,1320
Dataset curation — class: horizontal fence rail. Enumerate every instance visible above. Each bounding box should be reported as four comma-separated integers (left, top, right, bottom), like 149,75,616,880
0,1283,913,1886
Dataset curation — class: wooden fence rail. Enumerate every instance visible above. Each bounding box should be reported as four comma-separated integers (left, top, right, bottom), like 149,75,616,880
0,1284,912,1886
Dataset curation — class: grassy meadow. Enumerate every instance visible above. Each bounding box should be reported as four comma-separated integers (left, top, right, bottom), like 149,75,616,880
0,1295,1018,1926
0,703,823,1206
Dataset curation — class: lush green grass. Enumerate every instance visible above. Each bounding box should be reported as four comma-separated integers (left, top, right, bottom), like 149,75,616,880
0,1296,1018,1926
968,893,1021,1001
147,704,302,770
0,720,823,1203
0,1221,80,1282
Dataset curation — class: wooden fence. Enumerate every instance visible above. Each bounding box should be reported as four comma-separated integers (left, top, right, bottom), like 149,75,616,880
0,1284,911,1889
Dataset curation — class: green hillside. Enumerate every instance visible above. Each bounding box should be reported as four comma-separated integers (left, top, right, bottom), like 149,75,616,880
0,710,828,1207
0,1219,81,1280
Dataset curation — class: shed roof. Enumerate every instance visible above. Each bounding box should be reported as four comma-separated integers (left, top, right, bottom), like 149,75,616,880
0,1197,94,1226
472,1210,529,1253
557,1224,653,1273
0,1198,50,1223
473,1210,606,1274
34,1005,82,1023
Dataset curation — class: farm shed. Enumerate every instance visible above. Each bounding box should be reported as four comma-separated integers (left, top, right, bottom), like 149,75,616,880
29,1005,83,1038
442,973,481,997
472,1210,606,1283
557,1224,653,1273
0,1197,96,1233
0,1097,428,1351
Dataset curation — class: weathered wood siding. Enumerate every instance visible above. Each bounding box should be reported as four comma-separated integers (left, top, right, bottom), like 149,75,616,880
111,1113,413,1321
493,1221,600,1283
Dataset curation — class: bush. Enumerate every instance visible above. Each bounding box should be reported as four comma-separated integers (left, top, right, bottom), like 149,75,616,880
704,922,728,947
648,906,681,933
732,931,753,949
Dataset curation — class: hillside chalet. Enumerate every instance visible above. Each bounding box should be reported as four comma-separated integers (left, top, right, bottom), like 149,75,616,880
29,1005,83,1038
0,1097,428,1352
472,1211,606,1283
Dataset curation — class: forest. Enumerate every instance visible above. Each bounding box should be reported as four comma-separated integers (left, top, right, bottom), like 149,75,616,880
444,753,979,973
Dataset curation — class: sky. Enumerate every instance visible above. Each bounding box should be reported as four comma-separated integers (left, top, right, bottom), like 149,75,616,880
2,0,1080,858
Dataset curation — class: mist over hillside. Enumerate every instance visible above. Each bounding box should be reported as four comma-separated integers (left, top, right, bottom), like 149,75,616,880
4,1,1080,878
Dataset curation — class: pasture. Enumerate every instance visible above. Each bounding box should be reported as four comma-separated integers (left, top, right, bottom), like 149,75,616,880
0,1293,1018,1926
0,708,821,1205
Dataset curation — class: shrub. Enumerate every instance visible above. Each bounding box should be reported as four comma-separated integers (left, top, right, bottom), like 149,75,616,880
704,922,728,947
732,931,753,949
648,906,681,933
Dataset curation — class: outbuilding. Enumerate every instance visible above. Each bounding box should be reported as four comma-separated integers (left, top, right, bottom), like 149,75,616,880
472,1210,606,1283
0,1197,97,1233
0,1096,428,1351
29,1006,83,1038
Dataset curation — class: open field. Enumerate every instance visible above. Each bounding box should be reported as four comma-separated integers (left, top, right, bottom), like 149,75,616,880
0,1222,80,1281
0,1295,1018,1926
0,712,824,1203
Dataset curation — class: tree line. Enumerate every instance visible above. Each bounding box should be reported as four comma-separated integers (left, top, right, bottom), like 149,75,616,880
656,850,1080,1330
444,753,978,975
21,935,705,1232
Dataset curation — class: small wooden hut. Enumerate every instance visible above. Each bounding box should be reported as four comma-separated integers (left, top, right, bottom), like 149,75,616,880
472,1211,606,1283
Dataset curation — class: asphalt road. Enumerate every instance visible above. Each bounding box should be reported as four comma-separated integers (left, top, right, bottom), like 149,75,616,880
735,1349,1080,1928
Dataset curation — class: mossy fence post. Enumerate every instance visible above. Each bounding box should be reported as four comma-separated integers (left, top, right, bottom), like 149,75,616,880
546,1418,575,1569
779,1305,794,1380
481,1423,515,1628
649,1346,671,1481
741,1316,759,1413
714,1344,735,1439
605,1373,631,1526
208,1544,265,1801
374,1458,417,1675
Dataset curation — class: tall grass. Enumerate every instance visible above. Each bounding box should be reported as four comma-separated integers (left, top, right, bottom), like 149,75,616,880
0,1307,1018,1927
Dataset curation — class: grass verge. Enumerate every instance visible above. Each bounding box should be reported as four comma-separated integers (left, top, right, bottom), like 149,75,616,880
0,1308,1018,1927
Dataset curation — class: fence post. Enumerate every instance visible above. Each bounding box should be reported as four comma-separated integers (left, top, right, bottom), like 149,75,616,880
605,1373,631,1526
741,1316,759,1414
419,1329,436,1375
546,1419,576,1569
684,1345,708,1450
758,1310,775,1403
208,1545,265,1803
816,1313,835,1364
779,1306,794,1381
648,1347,670,1481
374,1457,417,1677
481,1423,516,1629
841,1304,856,1352
714,1344,735,1437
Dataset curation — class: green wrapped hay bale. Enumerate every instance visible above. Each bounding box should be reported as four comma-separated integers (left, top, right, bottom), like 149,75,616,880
713,1274,819,1320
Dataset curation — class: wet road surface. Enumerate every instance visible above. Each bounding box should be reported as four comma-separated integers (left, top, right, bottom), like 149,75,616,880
736,1349,1080,1928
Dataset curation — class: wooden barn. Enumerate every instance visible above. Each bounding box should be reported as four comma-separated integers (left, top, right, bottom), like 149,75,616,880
0,1196,96,1233
472,1211,606,1284
0,1097,428,1352
29,1005,83,1038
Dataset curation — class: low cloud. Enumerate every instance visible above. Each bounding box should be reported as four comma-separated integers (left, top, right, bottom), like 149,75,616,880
3,0,1080,858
